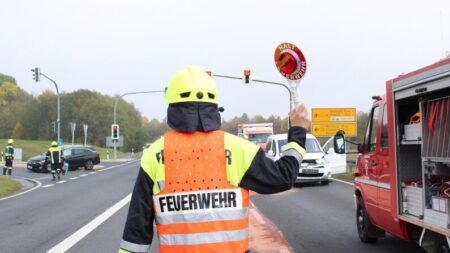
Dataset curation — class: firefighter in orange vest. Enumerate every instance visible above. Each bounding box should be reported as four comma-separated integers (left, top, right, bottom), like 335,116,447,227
119,66,310,253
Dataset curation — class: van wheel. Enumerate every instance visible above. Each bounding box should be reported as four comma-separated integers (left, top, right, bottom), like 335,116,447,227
84,160,94,170
321,180,329,185
356,196,378,243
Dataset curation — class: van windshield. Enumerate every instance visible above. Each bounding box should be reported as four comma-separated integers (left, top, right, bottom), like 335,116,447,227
248,133,271,143
278,138,322,153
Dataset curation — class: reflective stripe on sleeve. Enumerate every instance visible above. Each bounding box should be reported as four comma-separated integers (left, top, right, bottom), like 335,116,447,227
156,208,248,225
159,228,249,246
282,142,305,161
120,240,151,253
281,149,303,164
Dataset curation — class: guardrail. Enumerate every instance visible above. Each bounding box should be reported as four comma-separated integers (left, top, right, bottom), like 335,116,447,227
346,159,356,174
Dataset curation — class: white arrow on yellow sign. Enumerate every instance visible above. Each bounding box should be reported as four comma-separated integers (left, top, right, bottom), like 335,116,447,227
312,123,357,137
312,108,356,123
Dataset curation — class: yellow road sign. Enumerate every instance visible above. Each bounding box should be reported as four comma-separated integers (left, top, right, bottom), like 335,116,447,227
312,123,357,137
312,108,356,123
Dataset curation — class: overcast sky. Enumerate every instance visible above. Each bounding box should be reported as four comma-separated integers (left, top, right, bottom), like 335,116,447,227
1,0,449,121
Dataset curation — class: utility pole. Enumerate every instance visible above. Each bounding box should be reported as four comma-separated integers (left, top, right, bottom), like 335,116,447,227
32,68,61,143
212,74,293,113
113,90,165,159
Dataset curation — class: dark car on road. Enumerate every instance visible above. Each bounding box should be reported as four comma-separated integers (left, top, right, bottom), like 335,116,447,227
27,145,100,173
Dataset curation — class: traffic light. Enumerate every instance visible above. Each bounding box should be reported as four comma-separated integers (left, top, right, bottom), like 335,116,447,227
112,124,119,140
50,121,56,133
31,67,40,82
243,69,251,85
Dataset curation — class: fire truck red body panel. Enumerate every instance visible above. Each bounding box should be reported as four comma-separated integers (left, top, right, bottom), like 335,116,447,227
354,57,450,246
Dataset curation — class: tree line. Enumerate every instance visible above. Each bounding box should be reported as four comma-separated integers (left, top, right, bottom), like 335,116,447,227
0,73,145,151
0,72,370,151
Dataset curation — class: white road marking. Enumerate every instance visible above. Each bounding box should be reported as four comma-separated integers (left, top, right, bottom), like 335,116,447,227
0,177,42,201
69,177,78,180
88,172,96,175
80,174,88,177
47,193,132,253
330,177,354,186
99,160,139,172
42,184,54,188
34,175,51,180
56,180,67,184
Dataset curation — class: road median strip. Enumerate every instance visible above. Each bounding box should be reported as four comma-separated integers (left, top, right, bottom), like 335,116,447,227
249,203,294,253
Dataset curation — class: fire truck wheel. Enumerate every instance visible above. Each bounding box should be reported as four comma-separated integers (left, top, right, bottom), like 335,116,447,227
356,196,378,243
435,240,450,253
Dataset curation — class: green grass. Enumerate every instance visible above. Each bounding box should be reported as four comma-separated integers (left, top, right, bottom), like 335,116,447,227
332,172,355,183
93,146,130,160
0,176,22,197
0,139,128,160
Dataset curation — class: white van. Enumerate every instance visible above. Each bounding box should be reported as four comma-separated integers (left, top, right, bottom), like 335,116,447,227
265,133,331,185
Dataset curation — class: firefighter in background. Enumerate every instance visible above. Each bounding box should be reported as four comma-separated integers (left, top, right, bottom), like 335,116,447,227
3,139,14,175
46,141,64,181
119,66,310,253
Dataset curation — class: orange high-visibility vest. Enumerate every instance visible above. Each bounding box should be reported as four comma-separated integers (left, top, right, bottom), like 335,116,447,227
153,130,250,253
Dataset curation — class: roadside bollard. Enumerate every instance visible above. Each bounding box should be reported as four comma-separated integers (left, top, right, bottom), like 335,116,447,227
106,150,110,160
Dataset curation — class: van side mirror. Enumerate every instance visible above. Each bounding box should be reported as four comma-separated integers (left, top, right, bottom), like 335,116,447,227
267,150,275,157
333,134,346,154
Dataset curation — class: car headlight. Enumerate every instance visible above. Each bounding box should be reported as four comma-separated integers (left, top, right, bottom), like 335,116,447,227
40,159,46,164
316,158,325,165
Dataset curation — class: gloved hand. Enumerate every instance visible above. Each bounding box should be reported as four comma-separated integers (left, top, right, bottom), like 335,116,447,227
289,102,310,130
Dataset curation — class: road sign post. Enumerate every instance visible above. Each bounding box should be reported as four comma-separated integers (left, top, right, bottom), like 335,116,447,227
83,124,88,146
311,108,357,137
70,122,76,145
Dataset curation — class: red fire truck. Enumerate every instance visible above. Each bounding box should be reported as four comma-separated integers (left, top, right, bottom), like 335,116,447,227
334,57,450,252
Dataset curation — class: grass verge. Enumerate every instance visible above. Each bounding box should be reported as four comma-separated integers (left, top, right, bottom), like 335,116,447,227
0,176,22,197
332,171,355,184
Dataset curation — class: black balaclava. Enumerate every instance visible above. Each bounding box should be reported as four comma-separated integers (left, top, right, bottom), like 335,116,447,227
167,102,221,133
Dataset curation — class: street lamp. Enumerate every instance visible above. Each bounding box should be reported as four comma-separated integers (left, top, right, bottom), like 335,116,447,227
112,90,165,159
32,68,61,143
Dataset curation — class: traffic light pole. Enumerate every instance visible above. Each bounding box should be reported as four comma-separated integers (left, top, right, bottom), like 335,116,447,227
113,90,165,160
212,74,293,113
40,73,61,143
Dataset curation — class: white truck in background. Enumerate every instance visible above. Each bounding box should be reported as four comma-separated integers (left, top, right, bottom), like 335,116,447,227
238,123,273,149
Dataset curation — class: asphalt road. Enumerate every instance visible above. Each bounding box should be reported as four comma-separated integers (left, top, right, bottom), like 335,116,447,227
0,160,145,253
1,162,426,253
251,181,425,253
